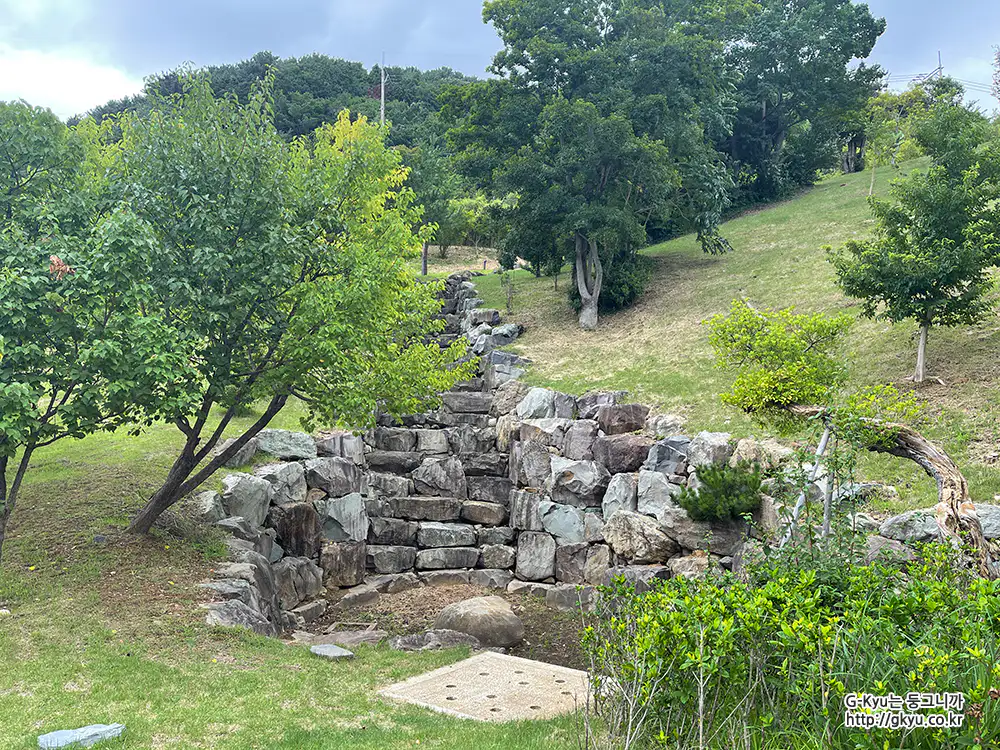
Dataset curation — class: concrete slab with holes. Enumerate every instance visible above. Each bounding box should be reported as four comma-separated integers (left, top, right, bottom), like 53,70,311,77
378,651,590,722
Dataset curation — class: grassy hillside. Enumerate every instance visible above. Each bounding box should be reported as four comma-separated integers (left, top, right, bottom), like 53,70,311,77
476,160,1000,513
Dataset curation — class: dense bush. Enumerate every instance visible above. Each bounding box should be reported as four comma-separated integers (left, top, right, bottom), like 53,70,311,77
583,543,1000,749
569,252,654,314
676,462,763,522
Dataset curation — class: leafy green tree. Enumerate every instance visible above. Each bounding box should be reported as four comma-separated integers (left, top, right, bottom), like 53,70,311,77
829,166,998,383
725,0,885,204
450,0,745,328
107,75,470,534
0,104,192,562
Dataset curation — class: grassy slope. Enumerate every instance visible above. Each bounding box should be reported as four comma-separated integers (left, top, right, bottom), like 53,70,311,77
476,160,1000,514
0,405,575,749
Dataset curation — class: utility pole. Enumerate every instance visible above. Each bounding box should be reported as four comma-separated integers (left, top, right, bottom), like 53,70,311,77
380,52,386,127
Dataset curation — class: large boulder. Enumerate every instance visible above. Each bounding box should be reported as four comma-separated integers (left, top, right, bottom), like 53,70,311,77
644,413,687,439
461,452,509,477
466,476,513,506
546,457,610,508
491,379,531,417
668,551,713,579
603,510,678,564
516,388,557,420
416,547,481,570
386,496,463,522
320,541,366,587
603,473,638,518
564,420,600,460
687,432,733,467
496,413,521,453
657,506,747,556
538,501,587,545
637,470,683,520
510,489,544,531
415,429,450,454
441,391,493,414
577,390,628,420
460,501,508,526
584,544,611,585
597,404,650,435
256,429,317,460
367,517,419,546
413,457,468,498
189,490,226,524
520,418,574,449
314,493,369,542
367,472,411,499
315,430,365,463
388,629,482,652
205,599,277,636
267,502,322,558
729,437,793,470
447,425,497,454
368,545,418,574
273,557,324,610
643,436,691,475
373,427,418,452
879,509,940,543
221,473,274,528
215,436,258,467
255,462,307,507
515,531,557,581
509,440,552,488
417,522,477,548
555,542,589,583
367,451,423,474
480,544,517,569
593,434,655,473
304,457,363,498
434,596,524,647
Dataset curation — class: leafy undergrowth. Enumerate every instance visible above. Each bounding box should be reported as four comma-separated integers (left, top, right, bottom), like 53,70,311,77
0,404,576,749
476,160,1000,515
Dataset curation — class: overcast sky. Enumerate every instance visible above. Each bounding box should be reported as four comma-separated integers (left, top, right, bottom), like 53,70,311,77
1,0,996,119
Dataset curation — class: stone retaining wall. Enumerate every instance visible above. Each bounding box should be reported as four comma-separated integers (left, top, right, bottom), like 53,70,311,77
197,272,752,634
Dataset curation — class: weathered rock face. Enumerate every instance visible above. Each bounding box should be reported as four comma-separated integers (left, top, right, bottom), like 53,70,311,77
577,391,627,421
315,430,365,463
469,568,515,589
460,501,508,526
256,429,317,460
413,457,468,498
434,596,524,647
441,391,493,414
273,556,324,610
555,542,589,583
215,436,258,467
448,425,497,454
320,541,366,586
466,476,513,505
730,437,793,470
367,451,423,474
593,434,655,473
372,427,417,452
389,629,482,652
481,544,517,569
368,472,411,499
387,496,463,522
604,564,671,593
415,547,481,570
415,429,450,454
687,432,733,467
516,388,558,420
510,489,544,531
509,440,553,488
669,551,712,579
603,473,638,518
479,526,516,546
538,501,587,545
636,470,683,521
267,502,322,558
461,452,508,477
256,462,307,507
657,506,747,556
305,457,363,498
547,457,610,508
864,535,915,564
515,531,556,581
417,522,477,548
205,599,277,636
879,509,940,543
221,473,274,528
603,511,678,564
491,379,531,417
314,493,369,543
563,420,600,460
520,418,574,449
645,413,686,439
190,490,226,524
584,544,611,585
367,517,419,546
643,436,690,475
597,404,650,435
368,545,418,574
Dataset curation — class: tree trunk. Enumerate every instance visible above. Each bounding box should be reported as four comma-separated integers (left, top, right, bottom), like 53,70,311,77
869,163,877,197
789,405,1000,578
128,394,288,534
0,445,35,566
421,242,428,276
914,324,928,383
575,234,602,331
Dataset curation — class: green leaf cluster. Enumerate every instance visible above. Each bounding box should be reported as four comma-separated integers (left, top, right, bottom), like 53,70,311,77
676,460,763,521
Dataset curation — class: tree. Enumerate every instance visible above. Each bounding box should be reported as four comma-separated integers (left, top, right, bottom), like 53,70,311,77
0,104,191,563
449,0,745,329
112,74,470,534
725,0,885,205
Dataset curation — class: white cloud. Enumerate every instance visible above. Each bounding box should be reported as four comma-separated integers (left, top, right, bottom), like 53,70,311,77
0,43,143,119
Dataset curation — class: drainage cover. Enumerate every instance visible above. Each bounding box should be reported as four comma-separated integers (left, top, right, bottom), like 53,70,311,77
379,651,589,722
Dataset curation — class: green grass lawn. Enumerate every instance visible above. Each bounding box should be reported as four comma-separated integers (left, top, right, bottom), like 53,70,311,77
475,160,1000,514
0,405,577,749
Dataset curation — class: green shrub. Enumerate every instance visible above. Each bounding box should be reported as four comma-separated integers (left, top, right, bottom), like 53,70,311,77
676,461,763,521
583,543,1000,749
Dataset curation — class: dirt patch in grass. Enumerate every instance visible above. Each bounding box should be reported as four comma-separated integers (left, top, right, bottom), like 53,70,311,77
313,584,587,670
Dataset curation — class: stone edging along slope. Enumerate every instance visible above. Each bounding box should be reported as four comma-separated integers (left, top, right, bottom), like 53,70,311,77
194,271,979,636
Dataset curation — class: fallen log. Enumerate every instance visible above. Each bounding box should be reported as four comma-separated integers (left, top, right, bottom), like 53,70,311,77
789,404,1000,579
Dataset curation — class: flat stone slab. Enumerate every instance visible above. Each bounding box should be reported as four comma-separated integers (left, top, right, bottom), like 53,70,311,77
379,651,588,722
38,723,126,748
310,643,355,660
